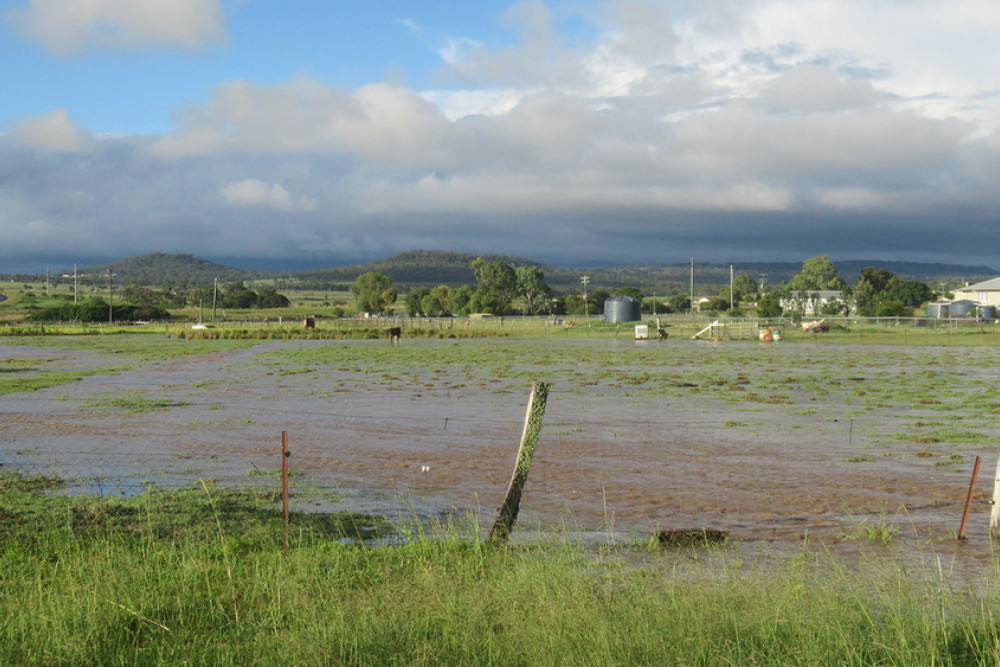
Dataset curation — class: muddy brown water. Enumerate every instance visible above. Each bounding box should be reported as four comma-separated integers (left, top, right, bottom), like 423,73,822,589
3,337,999,579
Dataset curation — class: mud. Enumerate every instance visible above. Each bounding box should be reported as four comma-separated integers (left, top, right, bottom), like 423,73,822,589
2,336,999,575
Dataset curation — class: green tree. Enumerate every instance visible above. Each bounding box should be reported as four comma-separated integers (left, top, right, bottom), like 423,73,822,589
430,285,454,315
788,256,846,291
590,288,612,314
404,287,431,316
351,272,397,314
256,287,290,308
615,286,643,300
516,267,551,315
420,294,443,317
756,292,784,318
220,282,257,309
478,261,518,309
668,293,691,312
451,285,476,314
733,275,758,302
859,267,894,293
884,278,934,308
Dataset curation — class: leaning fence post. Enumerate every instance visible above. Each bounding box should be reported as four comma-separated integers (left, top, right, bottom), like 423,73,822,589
958,455,981,541
282,430,290,551
486,382,551,545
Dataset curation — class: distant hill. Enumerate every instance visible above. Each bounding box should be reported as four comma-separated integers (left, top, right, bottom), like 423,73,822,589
73,253,263,286
43,250,997,293
294,250,555,287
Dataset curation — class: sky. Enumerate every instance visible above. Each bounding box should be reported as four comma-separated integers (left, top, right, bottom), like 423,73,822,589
1,0,999,274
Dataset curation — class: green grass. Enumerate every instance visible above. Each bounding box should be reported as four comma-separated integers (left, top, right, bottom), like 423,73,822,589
2,470,1000,665
80,392,186,413
0,366,132,395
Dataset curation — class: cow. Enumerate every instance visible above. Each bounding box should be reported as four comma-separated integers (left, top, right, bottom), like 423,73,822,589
385,327,402,345
657,328,668,341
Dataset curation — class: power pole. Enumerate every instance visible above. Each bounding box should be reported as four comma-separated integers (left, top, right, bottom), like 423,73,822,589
689,258,694,314
107,270,114,324
73,264,78,305
212,277,218,324
580,275,591,317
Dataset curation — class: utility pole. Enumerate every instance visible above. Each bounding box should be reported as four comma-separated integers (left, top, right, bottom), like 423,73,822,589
212,277,218,324
107,270,114,324
73,264,78,305
690,258,694,314
730,264,734,309
580,275,590,318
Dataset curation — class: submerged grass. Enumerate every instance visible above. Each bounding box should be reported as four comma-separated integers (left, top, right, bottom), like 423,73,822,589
3,470,1000,665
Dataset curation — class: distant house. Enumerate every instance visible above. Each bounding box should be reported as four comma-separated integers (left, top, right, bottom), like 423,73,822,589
780,290,847,315
953,277,1000,308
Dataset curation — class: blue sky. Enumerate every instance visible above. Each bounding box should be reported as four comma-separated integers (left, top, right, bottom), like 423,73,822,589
2,0,999,274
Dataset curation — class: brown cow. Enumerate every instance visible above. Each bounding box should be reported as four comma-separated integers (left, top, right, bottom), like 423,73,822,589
385,327,401,345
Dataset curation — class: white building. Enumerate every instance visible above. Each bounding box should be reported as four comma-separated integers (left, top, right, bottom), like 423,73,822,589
780,290,848,315
953,278,1000,308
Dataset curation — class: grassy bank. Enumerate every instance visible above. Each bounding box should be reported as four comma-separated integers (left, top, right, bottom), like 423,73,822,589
2,471,999,665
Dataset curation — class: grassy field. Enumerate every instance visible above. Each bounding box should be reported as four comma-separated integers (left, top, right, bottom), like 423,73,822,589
5,326,1000,663
2,470,1000,665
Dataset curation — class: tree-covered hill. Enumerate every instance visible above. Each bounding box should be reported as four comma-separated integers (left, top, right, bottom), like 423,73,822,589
69,253,264,287
294,250,555,287
29,250,996,294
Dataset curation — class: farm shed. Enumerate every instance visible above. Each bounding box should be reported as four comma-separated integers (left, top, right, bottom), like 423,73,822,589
604,296,642,323
926,301,950,318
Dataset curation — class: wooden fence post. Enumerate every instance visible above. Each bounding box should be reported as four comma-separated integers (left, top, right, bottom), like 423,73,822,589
282,430,290,551
486,382,551,545
958,455,981,540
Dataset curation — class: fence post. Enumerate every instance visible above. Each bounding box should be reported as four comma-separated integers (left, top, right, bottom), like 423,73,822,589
282,430,290,551
959,455,981,540
487,382,551,545
990,453,1000,539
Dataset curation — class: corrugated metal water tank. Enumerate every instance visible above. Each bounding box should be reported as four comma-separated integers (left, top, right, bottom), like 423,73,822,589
978,305,997,322
604,296,642,323
949,300,978,318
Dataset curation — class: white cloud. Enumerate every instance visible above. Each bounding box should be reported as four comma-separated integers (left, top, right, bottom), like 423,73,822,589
11,109,98,153
219,179,317,212
8,0,227,55
4,0,1000,270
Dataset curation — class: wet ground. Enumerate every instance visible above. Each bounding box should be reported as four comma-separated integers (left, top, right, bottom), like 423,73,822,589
3,336,1000,577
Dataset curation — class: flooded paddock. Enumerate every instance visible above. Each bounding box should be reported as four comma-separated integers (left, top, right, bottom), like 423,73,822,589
3,336,999,571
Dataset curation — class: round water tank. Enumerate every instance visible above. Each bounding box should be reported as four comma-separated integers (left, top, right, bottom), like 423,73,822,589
604,296,642,323
978,305,997,322
949,300,978,318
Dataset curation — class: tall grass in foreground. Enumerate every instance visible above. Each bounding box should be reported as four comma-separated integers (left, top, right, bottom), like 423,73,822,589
2,473,1000,665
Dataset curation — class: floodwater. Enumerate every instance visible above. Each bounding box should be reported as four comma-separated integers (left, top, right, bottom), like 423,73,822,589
3,336,1000,577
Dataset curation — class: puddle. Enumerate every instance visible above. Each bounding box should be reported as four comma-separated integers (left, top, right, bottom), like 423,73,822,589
2,337,999,579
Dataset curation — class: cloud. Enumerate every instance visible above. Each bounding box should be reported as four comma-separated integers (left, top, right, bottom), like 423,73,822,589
7,0,227,55
3,0,1000,272
151,78,458,167
219,179,317,212
10,109,98,153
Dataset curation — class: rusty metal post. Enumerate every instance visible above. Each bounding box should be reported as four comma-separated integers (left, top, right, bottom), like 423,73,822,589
487,382,551,545
958,455,981,541
282,430,290,551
